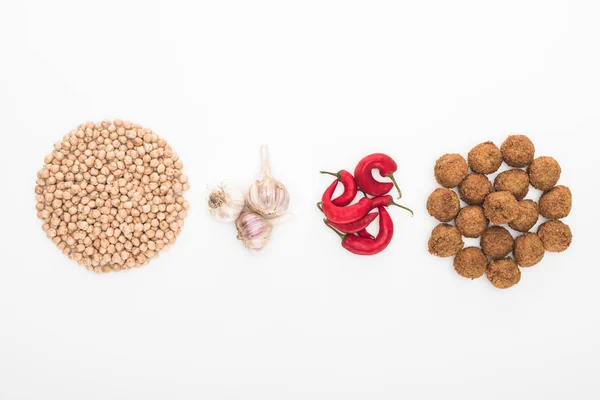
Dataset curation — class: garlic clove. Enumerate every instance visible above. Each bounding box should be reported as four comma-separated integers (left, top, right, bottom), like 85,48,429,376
246,145,290,217
235,211,273,251
235,212,293,252
208,183,245,223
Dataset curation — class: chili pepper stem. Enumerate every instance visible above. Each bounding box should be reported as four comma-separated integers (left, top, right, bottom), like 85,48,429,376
388,199,414,216
386,173,403,199
323,219,346,240
319,171,339,178
316,202,323,212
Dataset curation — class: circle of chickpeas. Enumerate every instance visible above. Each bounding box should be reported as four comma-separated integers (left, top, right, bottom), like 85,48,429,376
35,120,190,273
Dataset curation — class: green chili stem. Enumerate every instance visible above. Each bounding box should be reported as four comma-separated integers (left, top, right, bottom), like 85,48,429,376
323,219,346,240
319,171,339,178
316,202,324,212
388,199,414,217
386,173,403,199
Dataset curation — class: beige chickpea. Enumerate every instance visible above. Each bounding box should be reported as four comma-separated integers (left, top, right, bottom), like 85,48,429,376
125,257,135,268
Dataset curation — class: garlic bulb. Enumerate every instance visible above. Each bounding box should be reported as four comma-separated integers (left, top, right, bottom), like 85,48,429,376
208,183,245,222
235,211,273,251
246,145,290,217
235,211,292,251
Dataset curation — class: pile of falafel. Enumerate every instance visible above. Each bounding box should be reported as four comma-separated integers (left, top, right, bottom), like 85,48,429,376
427,135,572,289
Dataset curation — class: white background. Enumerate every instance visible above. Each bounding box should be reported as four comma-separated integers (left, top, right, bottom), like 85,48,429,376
1,0,599,399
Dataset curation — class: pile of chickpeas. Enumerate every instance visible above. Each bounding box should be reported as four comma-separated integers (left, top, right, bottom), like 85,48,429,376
427,135,572,289
35,120,190,273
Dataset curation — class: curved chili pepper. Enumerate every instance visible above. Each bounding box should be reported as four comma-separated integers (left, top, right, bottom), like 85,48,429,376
325,206,394,256
321,180,373,224
318,204,377,238
326,212,378,234
320,170,357,207
320,182,413,224
354,153,403,198
356,229,375,240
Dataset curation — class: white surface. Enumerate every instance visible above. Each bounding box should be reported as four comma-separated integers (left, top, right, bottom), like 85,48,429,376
1,1,599,398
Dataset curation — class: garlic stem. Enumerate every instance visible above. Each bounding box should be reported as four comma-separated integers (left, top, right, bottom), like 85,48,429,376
260,144,272,179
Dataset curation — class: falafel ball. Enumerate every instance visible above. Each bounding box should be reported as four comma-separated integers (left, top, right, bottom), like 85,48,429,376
434,154,469,188
486,258,521,289
494,169,530,201
453,247,488,279
528,156,561,191
428,224,465,258
468,141,503,174
458,173,493,205
481,226,514,260
508,199,539,232
483,191,519,225
500,135,535,167
455,205,489,238
539,185,572,219
514,232,545,267
538,220,573,252
427,188,460,222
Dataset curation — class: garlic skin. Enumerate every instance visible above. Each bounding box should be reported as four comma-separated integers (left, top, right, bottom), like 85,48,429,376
235,211,273,251
235,211,293,251
208,183,245,222
246,145,290,217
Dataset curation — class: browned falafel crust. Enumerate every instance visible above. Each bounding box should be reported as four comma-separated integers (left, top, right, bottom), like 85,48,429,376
508,199,539,233
528,156,561,191
455,205,489,238
459,173,493,205
514,232,545,267
427,188,460,222
428,224,465,258
486,258,521,289
481,226,514,260
468,141,503,174
483,191,519,225
539,185,572,219
501,135,535,168
494,169,529,201
434,154,469,188
454,247,488,279
538,220,572,252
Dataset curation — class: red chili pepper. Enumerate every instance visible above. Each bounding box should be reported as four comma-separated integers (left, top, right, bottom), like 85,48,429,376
371,195,393,208
325,206,394,256
321,180,373,224
320,170,357,207
326,212,378,234
356,229,375,240
320,181,413,224
354,153,403,198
